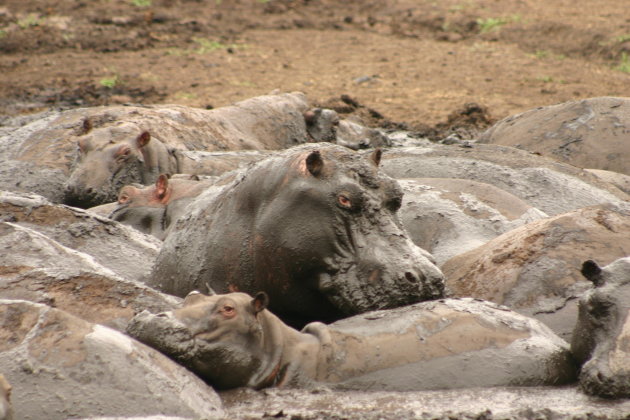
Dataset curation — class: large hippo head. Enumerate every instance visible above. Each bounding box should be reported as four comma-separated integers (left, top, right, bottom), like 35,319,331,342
63,121,177,208
571,257,630,399
151,144,445,325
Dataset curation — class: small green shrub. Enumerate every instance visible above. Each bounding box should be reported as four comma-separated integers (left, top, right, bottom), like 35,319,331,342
99,75,120,89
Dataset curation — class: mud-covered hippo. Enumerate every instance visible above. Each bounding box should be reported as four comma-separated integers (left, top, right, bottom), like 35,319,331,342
442,203,630,342
64,129,177,208
127,291,576,391
109,174,215,239
0,375,11,420
0,299,223,419
572,257,630,399
41,92,309,207
151,144,445,325
478,97,630,176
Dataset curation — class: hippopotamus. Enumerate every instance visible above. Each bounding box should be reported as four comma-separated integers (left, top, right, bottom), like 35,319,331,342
442,203,630,342
572,257,630,399
127,291,576,391
150,144,445,325
108,174,216,239
28,92,310,207
0,299,223,419
64,128,177,208
478,97,630,176
380,144,629,216
398,178,547,265
0,375,11,420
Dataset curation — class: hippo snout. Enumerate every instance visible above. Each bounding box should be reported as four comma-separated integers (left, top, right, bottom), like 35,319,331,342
579,359,630,399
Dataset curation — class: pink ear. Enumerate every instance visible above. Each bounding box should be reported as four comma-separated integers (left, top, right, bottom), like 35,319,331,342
136,131,151,149
155,174,169,200
115,144,132,158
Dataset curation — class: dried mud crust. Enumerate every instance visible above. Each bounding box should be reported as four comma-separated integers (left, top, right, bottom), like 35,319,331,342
1,0,629,129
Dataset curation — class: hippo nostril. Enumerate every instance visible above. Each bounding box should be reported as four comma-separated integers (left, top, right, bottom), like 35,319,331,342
405,272,417,283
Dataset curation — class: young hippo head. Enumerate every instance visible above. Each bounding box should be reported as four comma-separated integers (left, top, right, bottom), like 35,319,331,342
127,291,277,390
63,123,175,208
572,257,630,398
110,174,211,239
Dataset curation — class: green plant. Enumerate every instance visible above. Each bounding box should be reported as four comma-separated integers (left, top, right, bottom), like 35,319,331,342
0,30,6,39
192,38,242,54
17,14,42,29
131,0,152,6
616,52,630,73
99,75,120,89
477,14,520,33
616,34,630,43
534,50,549,59
537,75,554,83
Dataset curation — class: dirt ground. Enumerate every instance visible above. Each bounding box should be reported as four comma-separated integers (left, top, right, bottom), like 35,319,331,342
1,0,629,135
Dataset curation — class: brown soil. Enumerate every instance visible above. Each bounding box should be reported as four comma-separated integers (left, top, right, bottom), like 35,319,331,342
1,0,629,135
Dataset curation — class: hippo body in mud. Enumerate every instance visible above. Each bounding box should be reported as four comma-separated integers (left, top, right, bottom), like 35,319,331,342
150,144,444,324
128,291,576,391
109,174,215,239
572,257,630,399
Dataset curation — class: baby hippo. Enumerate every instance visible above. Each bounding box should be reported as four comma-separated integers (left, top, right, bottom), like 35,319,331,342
572,257,630,399
127,291,576,391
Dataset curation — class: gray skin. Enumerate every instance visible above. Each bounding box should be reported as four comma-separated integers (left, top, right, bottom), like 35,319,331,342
0,374,12,420
303,108,390,150
64,129,178,208
571,257,630,399
108,174,216,240
478,97,630,176
150,144,445,326
0,300,223,420
127,291,576,391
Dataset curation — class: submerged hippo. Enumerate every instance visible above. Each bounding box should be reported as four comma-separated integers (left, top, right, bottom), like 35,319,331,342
109,174,215,239
150,144,444,325
572,257,630,399
127,291,576,391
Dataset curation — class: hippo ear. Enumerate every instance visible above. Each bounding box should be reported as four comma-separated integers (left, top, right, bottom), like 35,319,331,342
183,290,207,306
155,174,169,200
81,118,93,135
251,292,269,314
303,109,317,125
135,131,151,149
581,260,605,287
370,148,382,167
306,150,324,177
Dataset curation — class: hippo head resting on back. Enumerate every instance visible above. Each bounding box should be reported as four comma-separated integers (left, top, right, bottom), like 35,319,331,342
64,120,176,208
572,257,630,399
151,144,444,325
128,290,576,391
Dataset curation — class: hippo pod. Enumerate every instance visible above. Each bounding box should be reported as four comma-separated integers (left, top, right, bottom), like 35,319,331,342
127,291,576,391
150,144,445,325
572,257,630,399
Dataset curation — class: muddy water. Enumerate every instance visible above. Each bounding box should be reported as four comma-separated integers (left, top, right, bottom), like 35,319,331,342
221,386,630,419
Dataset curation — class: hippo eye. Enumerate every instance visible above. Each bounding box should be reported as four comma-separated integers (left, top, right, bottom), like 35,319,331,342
337,194,352,209
220,304,236,318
